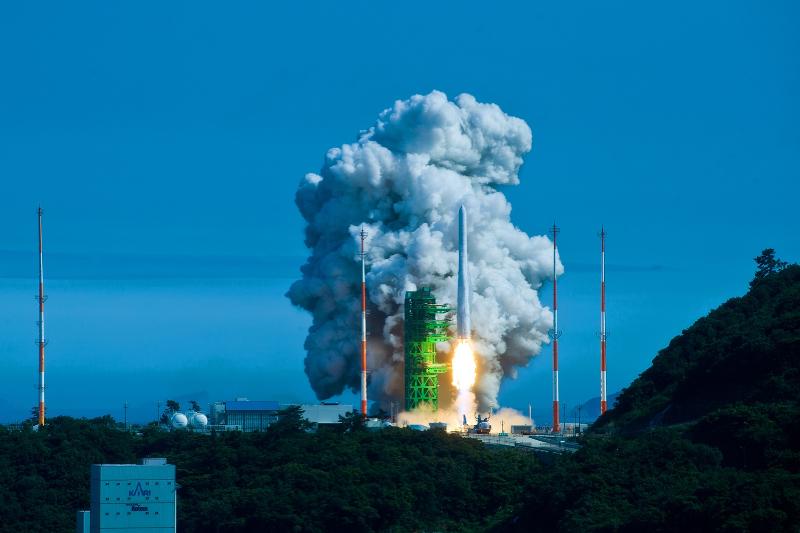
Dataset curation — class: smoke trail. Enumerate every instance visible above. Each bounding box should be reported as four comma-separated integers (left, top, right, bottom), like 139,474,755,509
287,90,563,410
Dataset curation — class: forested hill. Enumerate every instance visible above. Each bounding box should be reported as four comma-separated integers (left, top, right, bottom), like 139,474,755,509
595,260,800,433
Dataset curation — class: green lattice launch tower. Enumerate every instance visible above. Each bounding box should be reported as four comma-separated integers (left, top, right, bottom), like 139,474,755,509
404,287,451,411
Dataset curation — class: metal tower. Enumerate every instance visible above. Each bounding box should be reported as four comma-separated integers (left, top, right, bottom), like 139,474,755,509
600,227,608,415
404,288,450,411
548,224,561,433
37,207,47,426
359,226,368,418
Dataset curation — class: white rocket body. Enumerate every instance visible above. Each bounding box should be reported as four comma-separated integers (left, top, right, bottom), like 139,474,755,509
457,205,471,339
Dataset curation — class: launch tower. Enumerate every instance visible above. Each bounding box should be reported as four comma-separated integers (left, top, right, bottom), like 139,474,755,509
404,288,450,411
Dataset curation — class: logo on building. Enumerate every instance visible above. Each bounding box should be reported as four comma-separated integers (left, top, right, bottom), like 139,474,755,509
129,482,152,497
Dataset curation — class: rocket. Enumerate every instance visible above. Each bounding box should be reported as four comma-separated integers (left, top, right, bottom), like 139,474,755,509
457,205,471,339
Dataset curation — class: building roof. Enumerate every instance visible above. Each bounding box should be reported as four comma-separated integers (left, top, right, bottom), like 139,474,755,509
225,400,280,411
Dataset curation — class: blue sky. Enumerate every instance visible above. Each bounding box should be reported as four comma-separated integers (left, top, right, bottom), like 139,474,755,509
0,1,797,423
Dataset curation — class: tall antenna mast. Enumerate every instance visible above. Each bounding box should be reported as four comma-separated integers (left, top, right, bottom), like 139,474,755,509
600,227,608,415
548,223,562,433
37,207,47,426
360,226,368,419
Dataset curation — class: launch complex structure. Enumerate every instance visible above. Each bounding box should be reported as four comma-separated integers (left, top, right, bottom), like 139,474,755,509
403,288,451,411
356,208,609,432
366,217,609,431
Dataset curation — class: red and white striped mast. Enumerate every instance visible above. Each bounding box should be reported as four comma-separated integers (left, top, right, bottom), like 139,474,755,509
548,224,561,433
600,227,608,415
37,207,47,426
360,226,368,419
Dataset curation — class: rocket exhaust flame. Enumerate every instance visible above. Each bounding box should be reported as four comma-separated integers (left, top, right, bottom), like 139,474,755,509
452,340,476,391
453,340,477,425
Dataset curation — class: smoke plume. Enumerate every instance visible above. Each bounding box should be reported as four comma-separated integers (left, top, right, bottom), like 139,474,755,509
287,91,563,411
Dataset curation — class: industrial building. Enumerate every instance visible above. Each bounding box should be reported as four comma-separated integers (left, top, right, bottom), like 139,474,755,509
77,457,176,532
207,399,353,431
222,399,280,431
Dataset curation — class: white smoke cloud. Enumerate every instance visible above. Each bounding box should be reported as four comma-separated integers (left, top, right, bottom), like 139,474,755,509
287,90,563,411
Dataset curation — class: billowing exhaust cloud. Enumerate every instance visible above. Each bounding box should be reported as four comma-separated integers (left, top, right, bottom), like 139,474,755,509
287,91,563,410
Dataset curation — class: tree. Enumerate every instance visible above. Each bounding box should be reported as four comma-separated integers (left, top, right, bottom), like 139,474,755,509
269,405,312,434
190,400,201,412
160,400,181,425
338,410,366,432
751,248,788,287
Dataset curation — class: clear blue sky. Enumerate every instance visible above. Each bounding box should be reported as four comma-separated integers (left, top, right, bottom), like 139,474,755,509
0,1,797,423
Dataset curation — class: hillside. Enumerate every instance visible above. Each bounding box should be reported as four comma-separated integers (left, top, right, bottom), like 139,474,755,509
595,262,800,433
499,256,800,531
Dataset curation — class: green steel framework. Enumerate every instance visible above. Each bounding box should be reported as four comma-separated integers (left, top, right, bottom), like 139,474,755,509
404,287,451,411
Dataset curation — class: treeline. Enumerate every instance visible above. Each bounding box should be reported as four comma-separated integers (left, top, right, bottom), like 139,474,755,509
0,416,538,532
2,410,798,532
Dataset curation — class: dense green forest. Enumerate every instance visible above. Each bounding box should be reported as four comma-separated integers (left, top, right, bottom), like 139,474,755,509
1,253,798,532
0,414,541,532
597,254,800,432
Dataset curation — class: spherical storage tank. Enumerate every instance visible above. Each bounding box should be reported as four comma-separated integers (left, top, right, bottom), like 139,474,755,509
189,412,208,428
170,412,189,429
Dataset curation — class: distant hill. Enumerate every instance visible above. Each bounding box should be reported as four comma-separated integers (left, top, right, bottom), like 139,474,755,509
595,263,800,433
571,391,621,423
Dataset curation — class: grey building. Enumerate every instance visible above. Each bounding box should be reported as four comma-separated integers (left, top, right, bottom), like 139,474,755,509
209,401,226,425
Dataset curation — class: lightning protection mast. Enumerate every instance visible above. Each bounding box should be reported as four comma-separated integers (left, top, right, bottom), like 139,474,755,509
360,226,368,418
600,227,608,415
37,207,47,426
548,223,562,433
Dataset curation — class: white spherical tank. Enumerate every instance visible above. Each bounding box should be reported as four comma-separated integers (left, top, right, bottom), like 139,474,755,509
170,412,188,429
190,412,208,428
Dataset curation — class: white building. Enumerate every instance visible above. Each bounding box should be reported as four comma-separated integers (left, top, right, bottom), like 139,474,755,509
80,458,177,532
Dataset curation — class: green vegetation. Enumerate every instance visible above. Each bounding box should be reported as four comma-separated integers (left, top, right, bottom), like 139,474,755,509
1,252,798,532
0,415,536,532
597,255,799,432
